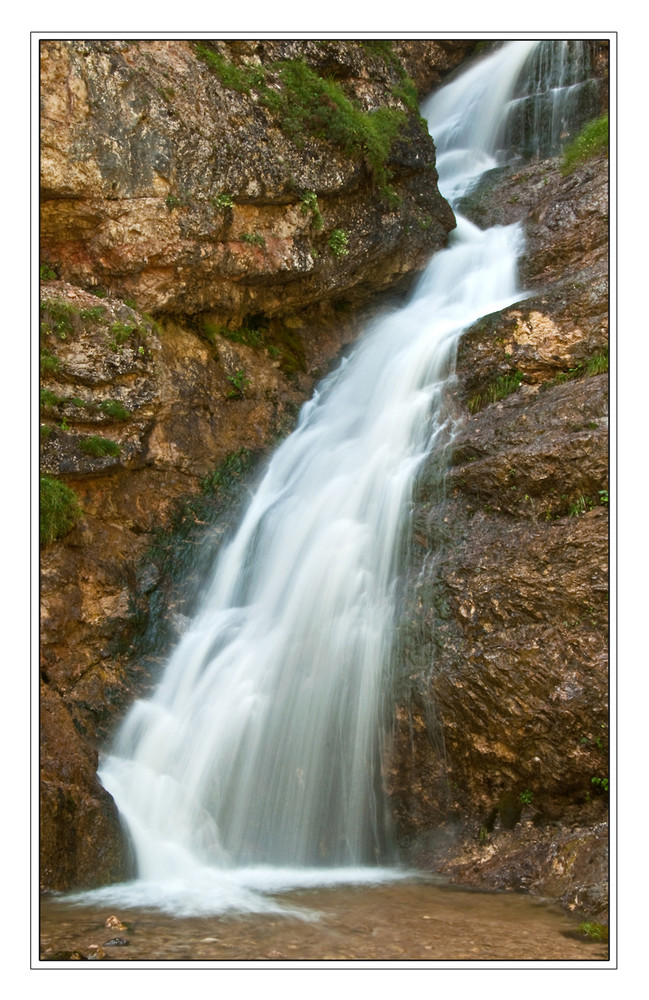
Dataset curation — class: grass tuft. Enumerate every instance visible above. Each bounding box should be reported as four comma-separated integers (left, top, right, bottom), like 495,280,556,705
79,435,121,458
468,371,524,413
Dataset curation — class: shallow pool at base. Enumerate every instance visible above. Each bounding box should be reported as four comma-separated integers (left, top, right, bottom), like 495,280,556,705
40,878,609,963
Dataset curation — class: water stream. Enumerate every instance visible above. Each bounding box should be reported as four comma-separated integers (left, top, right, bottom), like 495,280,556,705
66,40,596,923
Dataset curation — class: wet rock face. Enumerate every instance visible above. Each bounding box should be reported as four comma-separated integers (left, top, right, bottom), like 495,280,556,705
40,38,459,319
390,152,609,915
40,682,131,890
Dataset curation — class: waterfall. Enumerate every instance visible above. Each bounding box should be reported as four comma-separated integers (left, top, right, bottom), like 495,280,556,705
88,40,595,917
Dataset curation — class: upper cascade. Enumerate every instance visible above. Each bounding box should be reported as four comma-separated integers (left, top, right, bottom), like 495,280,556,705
501,40,601,158
422,39,601,202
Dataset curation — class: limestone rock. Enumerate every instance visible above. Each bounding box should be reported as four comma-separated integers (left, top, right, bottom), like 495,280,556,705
40,39,457,318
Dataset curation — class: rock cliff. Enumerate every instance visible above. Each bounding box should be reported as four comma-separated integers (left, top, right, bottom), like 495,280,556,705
39,37,471,890
389,148,609,918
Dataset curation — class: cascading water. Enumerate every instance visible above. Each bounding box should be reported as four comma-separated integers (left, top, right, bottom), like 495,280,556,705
84,40,595,917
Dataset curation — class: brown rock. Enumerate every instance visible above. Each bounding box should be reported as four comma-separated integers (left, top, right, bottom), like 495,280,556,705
40,39,455,318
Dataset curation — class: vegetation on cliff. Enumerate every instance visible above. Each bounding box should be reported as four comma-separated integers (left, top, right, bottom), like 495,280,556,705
562,113,609,174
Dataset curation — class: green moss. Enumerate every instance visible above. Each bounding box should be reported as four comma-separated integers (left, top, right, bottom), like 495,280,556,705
561,114,608,175
79,435,121,457
194,44,418,202
194,42,266,92
40,475,82,546
261,59,408,200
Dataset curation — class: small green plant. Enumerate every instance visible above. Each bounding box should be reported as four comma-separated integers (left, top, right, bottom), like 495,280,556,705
576,922,608,942
40,263,58,281
561,114,609,175
598,489,608,505
227,369,251,398
158,85,175,102
40,475,82,546
213,192,234,209
79,306,106,322
328,229,349,257
79,435,121,458
300,191,324,230
591,776,609,794
99,399,131,421
551,364,583,385
166,194,181,210
40,351,61,374
241,232,266,247
519,789,534,806
202,320,264,349
110,321,137,348
40,388,61,408
40,300,77,340
568,495,598,517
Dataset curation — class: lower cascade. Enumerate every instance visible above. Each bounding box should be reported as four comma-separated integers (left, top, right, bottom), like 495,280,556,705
87,40,596,916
